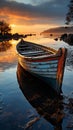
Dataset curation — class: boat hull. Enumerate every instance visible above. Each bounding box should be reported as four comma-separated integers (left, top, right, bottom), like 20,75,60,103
16,40,67,94
18,48,67,94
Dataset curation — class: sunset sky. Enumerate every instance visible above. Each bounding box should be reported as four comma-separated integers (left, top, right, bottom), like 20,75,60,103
0,0,70,34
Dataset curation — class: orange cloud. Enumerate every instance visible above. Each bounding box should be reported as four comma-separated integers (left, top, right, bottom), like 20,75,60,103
0,0,67,33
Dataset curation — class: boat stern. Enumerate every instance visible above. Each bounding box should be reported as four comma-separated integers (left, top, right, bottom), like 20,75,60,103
56,48,67,93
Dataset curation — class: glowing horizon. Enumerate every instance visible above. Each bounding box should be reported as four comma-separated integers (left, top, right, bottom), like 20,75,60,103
10,23,60,34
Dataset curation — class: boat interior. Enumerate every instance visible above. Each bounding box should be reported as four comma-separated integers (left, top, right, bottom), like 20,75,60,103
17,42,54,57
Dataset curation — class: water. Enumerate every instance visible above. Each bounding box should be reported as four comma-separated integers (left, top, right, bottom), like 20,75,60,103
0,35,73,130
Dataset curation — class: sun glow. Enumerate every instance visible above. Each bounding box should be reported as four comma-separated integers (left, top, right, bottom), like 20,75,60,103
10,24,16,28
10,23,59,34
10,24,17,34
9,39,19,45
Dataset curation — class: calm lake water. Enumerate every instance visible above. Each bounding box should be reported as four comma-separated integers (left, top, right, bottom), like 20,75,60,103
0,35,73,130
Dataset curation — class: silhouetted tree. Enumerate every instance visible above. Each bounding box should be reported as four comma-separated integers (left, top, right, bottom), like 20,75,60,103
66,0,73,25
0,20,11,35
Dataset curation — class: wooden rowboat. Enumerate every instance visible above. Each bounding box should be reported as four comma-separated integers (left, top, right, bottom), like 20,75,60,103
16,39,67,94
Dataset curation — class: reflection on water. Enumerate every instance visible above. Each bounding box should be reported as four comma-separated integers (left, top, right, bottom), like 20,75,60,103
17,63,64,130
0,40,12,52
0,39,19,72
17,63,73,130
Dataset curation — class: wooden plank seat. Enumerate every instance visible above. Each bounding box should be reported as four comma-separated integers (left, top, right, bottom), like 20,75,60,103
21,50,44,55
20,50,52,57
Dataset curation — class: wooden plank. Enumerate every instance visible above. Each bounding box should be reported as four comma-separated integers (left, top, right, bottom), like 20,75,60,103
29,67,57,72
21,50,44,55
29,70,57,78
29,70,57,75
26,60,58,65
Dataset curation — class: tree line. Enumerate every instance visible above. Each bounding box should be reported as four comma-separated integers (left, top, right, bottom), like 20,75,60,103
0,20,25,40
0,20,11,35
66,0,73,25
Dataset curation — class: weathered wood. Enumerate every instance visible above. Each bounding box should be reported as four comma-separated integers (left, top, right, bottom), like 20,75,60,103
16,39,67,94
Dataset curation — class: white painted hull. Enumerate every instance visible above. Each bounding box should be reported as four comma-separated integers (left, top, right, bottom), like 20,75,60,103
18,57,59,92
16,39,67,94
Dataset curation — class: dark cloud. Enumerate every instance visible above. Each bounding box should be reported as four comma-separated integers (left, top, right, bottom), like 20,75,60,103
30,0,51,5
0,0,70,24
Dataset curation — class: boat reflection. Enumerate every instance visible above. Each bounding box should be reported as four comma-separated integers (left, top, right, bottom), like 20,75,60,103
17,63,65,130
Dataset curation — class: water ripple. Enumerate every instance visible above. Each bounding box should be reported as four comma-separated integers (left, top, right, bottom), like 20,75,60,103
0,93,4,115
